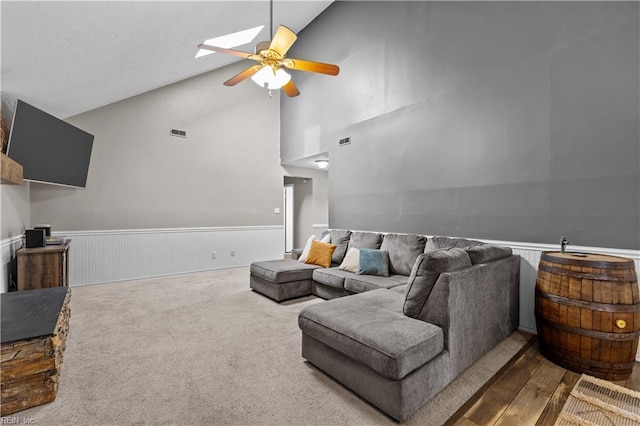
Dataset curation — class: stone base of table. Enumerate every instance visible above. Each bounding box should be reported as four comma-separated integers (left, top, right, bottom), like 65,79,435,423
1,289,71,416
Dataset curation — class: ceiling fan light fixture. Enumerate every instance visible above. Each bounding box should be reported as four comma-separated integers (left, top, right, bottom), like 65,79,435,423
315,159,329,169
251,67,291,90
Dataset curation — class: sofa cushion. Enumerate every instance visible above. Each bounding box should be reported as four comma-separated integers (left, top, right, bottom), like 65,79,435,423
403,248,472,320
298,289,444,381
290,248,303,260
380,233,427,276
347,231,383,250
345,274,408,293
425,236,481,253
357,249,390,277
338,247,360,273
390,284,408,294
329,230,352,266
313,268,354,290
250,259,320,283
465,243,513,264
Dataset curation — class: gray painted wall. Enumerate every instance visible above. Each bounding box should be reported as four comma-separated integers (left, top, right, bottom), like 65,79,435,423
281,1,640,250
29,62,284,230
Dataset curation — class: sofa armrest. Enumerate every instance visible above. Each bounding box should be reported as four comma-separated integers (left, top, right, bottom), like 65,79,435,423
290,248,303,260
422,255,520,377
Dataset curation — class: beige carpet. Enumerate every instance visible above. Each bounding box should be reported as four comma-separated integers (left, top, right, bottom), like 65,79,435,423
5,267,529,425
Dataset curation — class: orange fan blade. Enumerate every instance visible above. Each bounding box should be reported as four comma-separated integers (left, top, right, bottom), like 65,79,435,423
224,65,263,86
282,79,300,97
269,25,297,57
283,58,339,76
198,44,255,59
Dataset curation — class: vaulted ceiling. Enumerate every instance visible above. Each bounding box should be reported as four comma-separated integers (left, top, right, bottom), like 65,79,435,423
1,1,333,119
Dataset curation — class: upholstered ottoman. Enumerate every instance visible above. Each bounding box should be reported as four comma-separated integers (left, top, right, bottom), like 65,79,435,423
249,259,320,302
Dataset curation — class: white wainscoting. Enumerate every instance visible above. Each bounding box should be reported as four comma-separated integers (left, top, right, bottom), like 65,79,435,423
479,239,640,335
0,235,23,293
0,226,284,291
55,226,284,287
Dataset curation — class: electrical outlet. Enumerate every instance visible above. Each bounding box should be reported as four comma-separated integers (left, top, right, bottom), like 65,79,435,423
230,250,235,257
211,251,216,259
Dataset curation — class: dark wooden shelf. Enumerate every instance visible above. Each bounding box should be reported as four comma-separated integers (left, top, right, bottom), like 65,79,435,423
1,152,23,185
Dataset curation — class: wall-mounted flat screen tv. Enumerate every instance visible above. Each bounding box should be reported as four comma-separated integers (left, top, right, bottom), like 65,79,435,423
6,100,94,188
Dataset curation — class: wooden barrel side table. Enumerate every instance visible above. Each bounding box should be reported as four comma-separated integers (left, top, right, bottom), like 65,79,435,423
535,251,639,381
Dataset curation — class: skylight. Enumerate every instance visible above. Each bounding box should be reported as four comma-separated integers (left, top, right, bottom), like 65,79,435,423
195,25,265,58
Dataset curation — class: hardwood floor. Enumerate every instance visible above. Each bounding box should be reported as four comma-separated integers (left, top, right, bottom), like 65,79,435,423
447,332,640,425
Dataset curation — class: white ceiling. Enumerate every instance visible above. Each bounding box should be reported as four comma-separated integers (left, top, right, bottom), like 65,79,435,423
1,0,333,119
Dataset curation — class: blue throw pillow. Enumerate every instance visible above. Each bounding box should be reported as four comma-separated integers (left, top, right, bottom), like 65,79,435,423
357,249,390,277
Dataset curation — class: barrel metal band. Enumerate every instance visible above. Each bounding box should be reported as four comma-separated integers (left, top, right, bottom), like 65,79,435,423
541,348,636,371
535,314,640,341
536,288,640,313
539,263,635,283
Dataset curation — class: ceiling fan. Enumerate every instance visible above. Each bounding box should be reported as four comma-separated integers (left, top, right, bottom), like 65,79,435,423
197,3,339,97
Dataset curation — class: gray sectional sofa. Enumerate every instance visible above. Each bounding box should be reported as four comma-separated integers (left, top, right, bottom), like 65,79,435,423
249,230,520,422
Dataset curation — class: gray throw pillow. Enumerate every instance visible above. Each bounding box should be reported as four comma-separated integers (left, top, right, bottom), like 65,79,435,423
357,249,390,277
403,248,472,320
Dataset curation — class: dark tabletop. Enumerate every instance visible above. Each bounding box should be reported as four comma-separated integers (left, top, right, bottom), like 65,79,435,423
1,287,69,344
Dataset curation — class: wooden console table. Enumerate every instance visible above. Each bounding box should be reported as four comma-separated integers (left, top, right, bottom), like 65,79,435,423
0,287,71,415
17,240,70,291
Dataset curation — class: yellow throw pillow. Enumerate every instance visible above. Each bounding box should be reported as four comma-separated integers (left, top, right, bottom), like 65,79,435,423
304,240,337,268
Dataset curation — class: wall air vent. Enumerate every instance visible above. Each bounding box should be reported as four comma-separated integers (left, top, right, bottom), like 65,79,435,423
170,129,187,138
339,136,351,146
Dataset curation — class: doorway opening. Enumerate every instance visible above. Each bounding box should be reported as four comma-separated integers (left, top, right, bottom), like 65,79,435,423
284,184,294,253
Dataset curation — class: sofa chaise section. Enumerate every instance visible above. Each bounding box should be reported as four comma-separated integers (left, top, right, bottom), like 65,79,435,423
298,244,520,421
298,289,451,422
249,259,320,302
